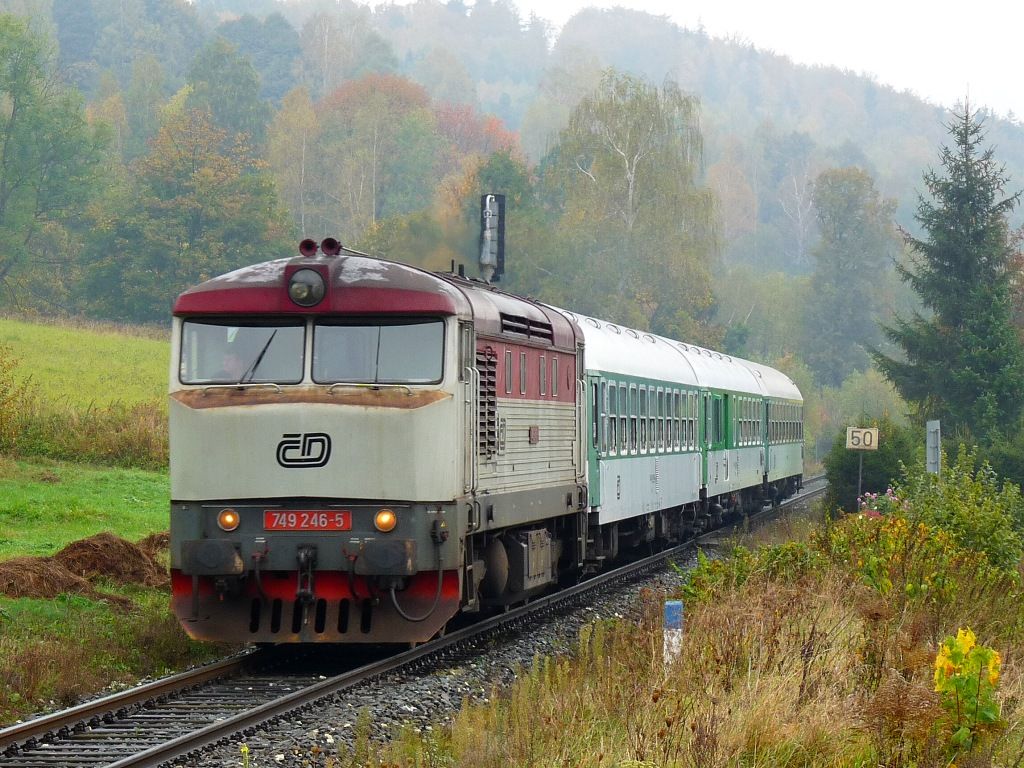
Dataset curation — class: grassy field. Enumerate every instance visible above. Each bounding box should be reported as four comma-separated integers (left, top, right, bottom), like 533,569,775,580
0,316,168,408
0,456,168,558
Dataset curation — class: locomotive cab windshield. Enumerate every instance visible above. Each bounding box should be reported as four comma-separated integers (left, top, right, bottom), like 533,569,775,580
312,318,444,384
178,316,447,386
180,318,305,385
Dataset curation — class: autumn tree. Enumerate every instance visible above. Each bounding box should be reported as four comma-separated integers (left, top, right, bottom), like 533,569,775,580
187,37,269,146
299,10,396,100
123,54,166,160
89,0,204,89
803,167,897,386
0,14,108,305
215,13,301,103
873,106,1024,438
311,74,437,239
77,108,291,322
267,87,319,236
541,71,719,343
52,0,98,92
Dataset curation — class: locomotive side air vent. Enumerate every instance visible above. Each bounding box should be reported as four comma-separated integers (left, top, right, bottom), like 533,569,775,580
499,312,554,343
476,349,498,459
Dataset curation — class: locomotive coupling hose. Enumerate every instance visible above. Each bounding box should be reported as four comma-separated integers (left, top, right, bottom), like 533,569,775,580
389,539,444,624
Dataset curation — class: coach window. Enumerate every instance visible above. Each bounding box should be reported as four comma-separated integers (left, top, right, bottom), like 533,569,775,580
673,392,680,450
639,388,648,451
600,381,607,454
520,352,527,395
619,384,628,452
552,357,559,397
685,392,692,449
504,350,512,394
656,390,665,450
591,383,599,450
608,383,618,454
541,355,547,396
629,386,638,452
668,392,675,450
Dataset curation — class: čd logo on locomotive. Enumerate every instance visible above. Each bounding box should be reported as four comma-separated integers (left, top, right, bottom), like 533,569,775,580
276,433,332,468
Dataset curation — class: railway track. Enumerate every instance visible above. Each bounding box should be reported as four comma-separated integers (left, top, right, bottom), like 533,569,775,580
0,477,826,767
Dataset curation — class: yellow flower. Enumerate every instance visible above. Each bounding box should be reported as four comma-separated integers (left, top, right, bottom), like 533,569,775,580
955,627,976,655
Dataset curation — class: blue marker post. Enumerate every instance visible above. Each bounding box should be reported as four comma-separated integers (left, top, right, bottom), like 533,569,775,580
663,599,684,665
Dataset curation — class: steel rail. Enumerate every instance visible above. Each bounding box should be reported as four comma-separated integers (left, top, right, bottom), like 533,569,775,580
0,649,262,755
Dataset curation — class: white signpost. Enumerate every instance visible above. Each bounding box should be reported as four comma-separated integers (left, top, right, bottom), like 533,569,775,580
846,427,879,503
926,420,941,475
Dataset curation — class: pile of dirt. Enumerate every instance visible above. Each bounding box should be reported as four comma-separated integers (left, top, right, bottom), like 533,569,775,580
136,531,169,560
0,531,171,604
0,556,133,609
55,532,169,588
0,556,93,598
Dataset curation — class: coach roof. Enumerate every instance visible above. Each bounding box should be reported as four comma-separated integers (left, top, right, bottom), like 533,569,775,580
561,309,801,401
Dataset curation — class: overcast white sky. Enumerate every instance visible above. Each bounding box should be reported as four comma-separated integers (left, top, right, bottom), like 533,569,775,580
491,0,1022,120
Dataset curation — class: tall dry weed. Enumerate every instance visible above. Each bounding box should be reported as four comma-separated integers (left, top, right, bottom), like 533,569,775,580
0,343,35,452
18,398,167,468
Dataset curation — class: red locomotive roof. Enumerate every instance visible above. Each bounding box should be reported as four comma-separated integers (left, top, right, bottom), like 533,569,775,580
173,251,470,317
173,249,580,350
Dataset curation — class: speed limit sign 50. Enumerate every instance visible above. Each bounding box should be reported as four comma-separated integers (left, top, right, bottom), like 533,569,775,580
846,427,879,451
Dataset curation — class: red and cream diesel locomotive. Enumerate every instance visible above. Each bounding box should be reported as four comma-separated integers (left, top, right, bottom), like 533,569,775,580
170,220,803,645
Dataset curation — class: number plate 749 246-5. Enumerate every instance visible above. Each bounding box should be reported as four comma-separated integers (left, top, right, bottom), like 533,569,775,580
263,510,352,531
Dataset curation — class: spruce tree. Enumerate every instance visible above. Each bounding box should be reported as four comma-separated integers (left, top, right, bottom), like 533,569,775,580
873,105,1024,439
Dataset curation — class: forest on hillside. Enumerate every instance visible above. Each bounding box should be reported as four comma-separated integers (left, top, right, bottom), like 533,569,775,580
2,0,1024,461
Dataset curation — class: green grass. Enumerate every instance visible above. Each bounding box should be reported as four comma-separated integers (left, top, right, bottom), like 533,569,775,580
0,457,168,558
0,587,228,722
0,317,168,408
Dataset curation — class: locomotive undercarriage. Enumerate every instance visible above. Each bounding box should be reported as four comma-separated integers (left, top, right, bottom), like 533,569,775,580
170,499,462,644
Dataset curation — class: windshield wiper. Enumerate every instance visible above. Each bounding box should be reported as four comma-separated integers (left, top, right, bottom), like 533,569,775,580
238,329,277,385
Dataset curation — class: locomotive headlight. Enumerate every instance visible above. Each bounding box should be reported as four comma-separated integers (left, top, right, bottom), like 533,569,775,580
374,509,397,533
217,508,241,531
288,269,326,307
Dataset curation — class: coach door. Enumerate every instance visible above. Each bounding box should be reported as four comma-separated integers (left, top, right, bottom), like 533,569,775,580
705,393,727,486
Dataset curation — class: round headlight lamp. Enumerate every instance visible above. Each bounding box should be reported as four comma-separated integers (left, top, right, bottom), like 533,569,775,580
217,508,240,531
374,509,398,533
288,268,326,307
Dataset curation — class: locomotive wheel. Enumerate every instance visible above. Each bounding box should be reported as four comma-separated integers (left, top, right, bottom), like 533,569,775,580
480,537,509,598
